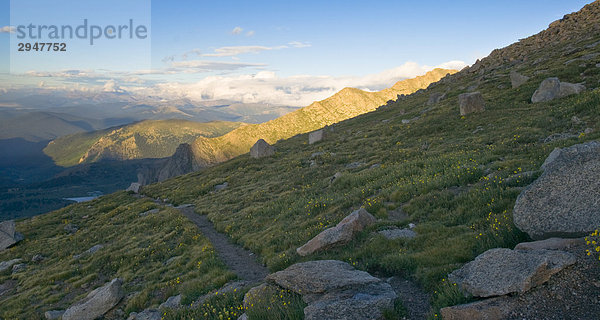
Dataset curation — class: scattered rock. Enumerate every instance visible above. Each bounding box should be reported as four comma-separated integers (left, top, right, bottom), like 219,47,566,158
0,220,22,251
378,228,417,240
345,162,365,169
0,259,23,272
31,254,45,263
510,71,530,88
370,163,381,169
441,296,515,320
542,132,577,143
127,309,161,320
214,182,228,192
585,128,594,134
330,172,342,183
448,248,575,297
11,263,26,273
250,139,275,158
265,260,396,320
309,129,325,144
458,92,485,116
175,204,193,209
514,141,600,239
401,119,411,124
44,310,65,320
62,278,124,320
74,244,104,259
515,238,585,251
296,208,376,256
139,209,159,217
126,182,141,194
531,77,585,103
64,223,79,234
310,152,324,159
159,294,181,310
427,92,446,105
163,256,181,266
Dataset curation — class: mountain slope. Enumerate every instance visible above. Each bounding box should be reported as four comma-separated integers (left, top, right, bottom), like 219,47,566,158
0,111,106,142
43,120,244,167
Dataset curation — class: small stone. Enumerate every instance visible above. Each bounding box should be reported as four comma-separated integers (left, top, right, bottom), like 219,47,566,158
378,228,417,240
159,294,181,310
11,263,26,273
32,254,45,263
64,223,79,234
214,182,228,192
44,310,65,320
139,209,159,217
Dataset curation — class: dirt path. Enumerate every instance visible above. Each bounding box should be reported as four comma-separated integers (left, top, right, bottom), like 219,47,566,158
386,276,432,319
177,206,269,283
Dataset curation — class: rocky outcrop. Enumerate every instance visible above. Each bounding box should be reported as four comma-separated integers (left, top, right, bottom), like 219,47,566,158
62,278,124,320
514,141,600,239
0,220,23,251
296,208,376,256
510,71,530,88
157,143,198,182
531,77,585,103
264,260,397,320
458,92,485,116
0,258,23,272
250,139,275,158
441,296,515,320
448,248,575,297
309,129,325,144
159,294,181,310
44,310,65,320
126,182,141,194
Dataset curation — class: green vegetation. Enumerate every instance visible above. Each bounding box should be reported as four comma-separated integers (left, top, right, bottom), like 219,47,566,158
0,192,234,319
44,119,243,167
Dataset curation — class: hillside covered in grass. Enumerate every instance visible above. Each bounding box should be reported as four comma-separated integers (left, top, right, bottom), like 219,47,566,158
44,120,244,167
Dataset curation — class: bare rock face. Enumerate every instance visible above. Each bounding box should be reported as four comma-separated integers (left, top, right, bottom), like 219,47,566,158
514,141,600,239
265,260,397,320
250,139,275,159
62,278,124,320
157,143,197,182
448,248,575,298
296,208,376,256
510,71,530,88
308,129,325,145
441,296,515,320
531,77,585,103
0,259,23,272
0,220,22,251
458,92,485,116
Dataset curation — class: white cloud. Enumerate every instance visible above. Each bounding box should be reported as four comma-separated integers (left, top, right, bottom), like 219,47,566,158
102,79,124,92
202,45,287,57
289,41,311,48
138,60,466,107
0,26,15,34
170,60,267,72
182,49,202,60
231,26,243,35
246,30,255,37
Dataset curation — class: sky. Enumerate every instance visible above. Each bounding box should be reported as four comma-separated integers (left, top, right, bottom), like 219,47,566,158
0,0,594,106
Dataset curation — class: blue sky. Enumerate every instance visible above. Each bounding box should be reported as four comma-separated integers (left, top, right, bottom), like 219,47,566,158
0,0,594,106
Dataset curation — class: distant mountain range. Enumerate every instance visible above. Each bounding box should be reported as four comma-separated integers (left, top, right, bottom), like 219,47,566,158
142,68,455,182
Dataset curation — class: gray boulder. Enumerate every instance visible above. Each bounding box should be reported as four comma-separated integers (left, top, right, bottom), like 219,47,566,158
510,71,530,88
297,208,376,256
514,141,600,239
74,244,104,259
250,139,275,159
62,278,124,320
378,228,417,240
515,238,584,251
126,182,141,194
531,77,585,103
441,296,515,320
127,309,161,320
159,294,181,310
308,129,325,144
11,263,26,273
448,248,575,297
139,209,159,217
64,223,79,234
266,260,396,320
458,92,485,116
427,92,446,105
0,220,22,251
214,182,228,192
0,259,23,272
44,310,65,320
32,254,45,263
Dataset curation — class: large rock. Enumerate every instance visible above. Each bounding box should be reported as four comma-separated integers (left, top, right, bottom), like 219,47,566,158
441,297,515,320
308,129,325,144
531,77,585,103
62,278,124,320
126,183,141,194
448,248,575,297
513,141,600,239
250,139,275,159
514,238,584,251
296,208,376,256
159,294,181,309
510,71,530,88
44,310,65,320
266,260,397,320
0,220,22,251
458,92,485,116
0,259,23,272
127,309,161,320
